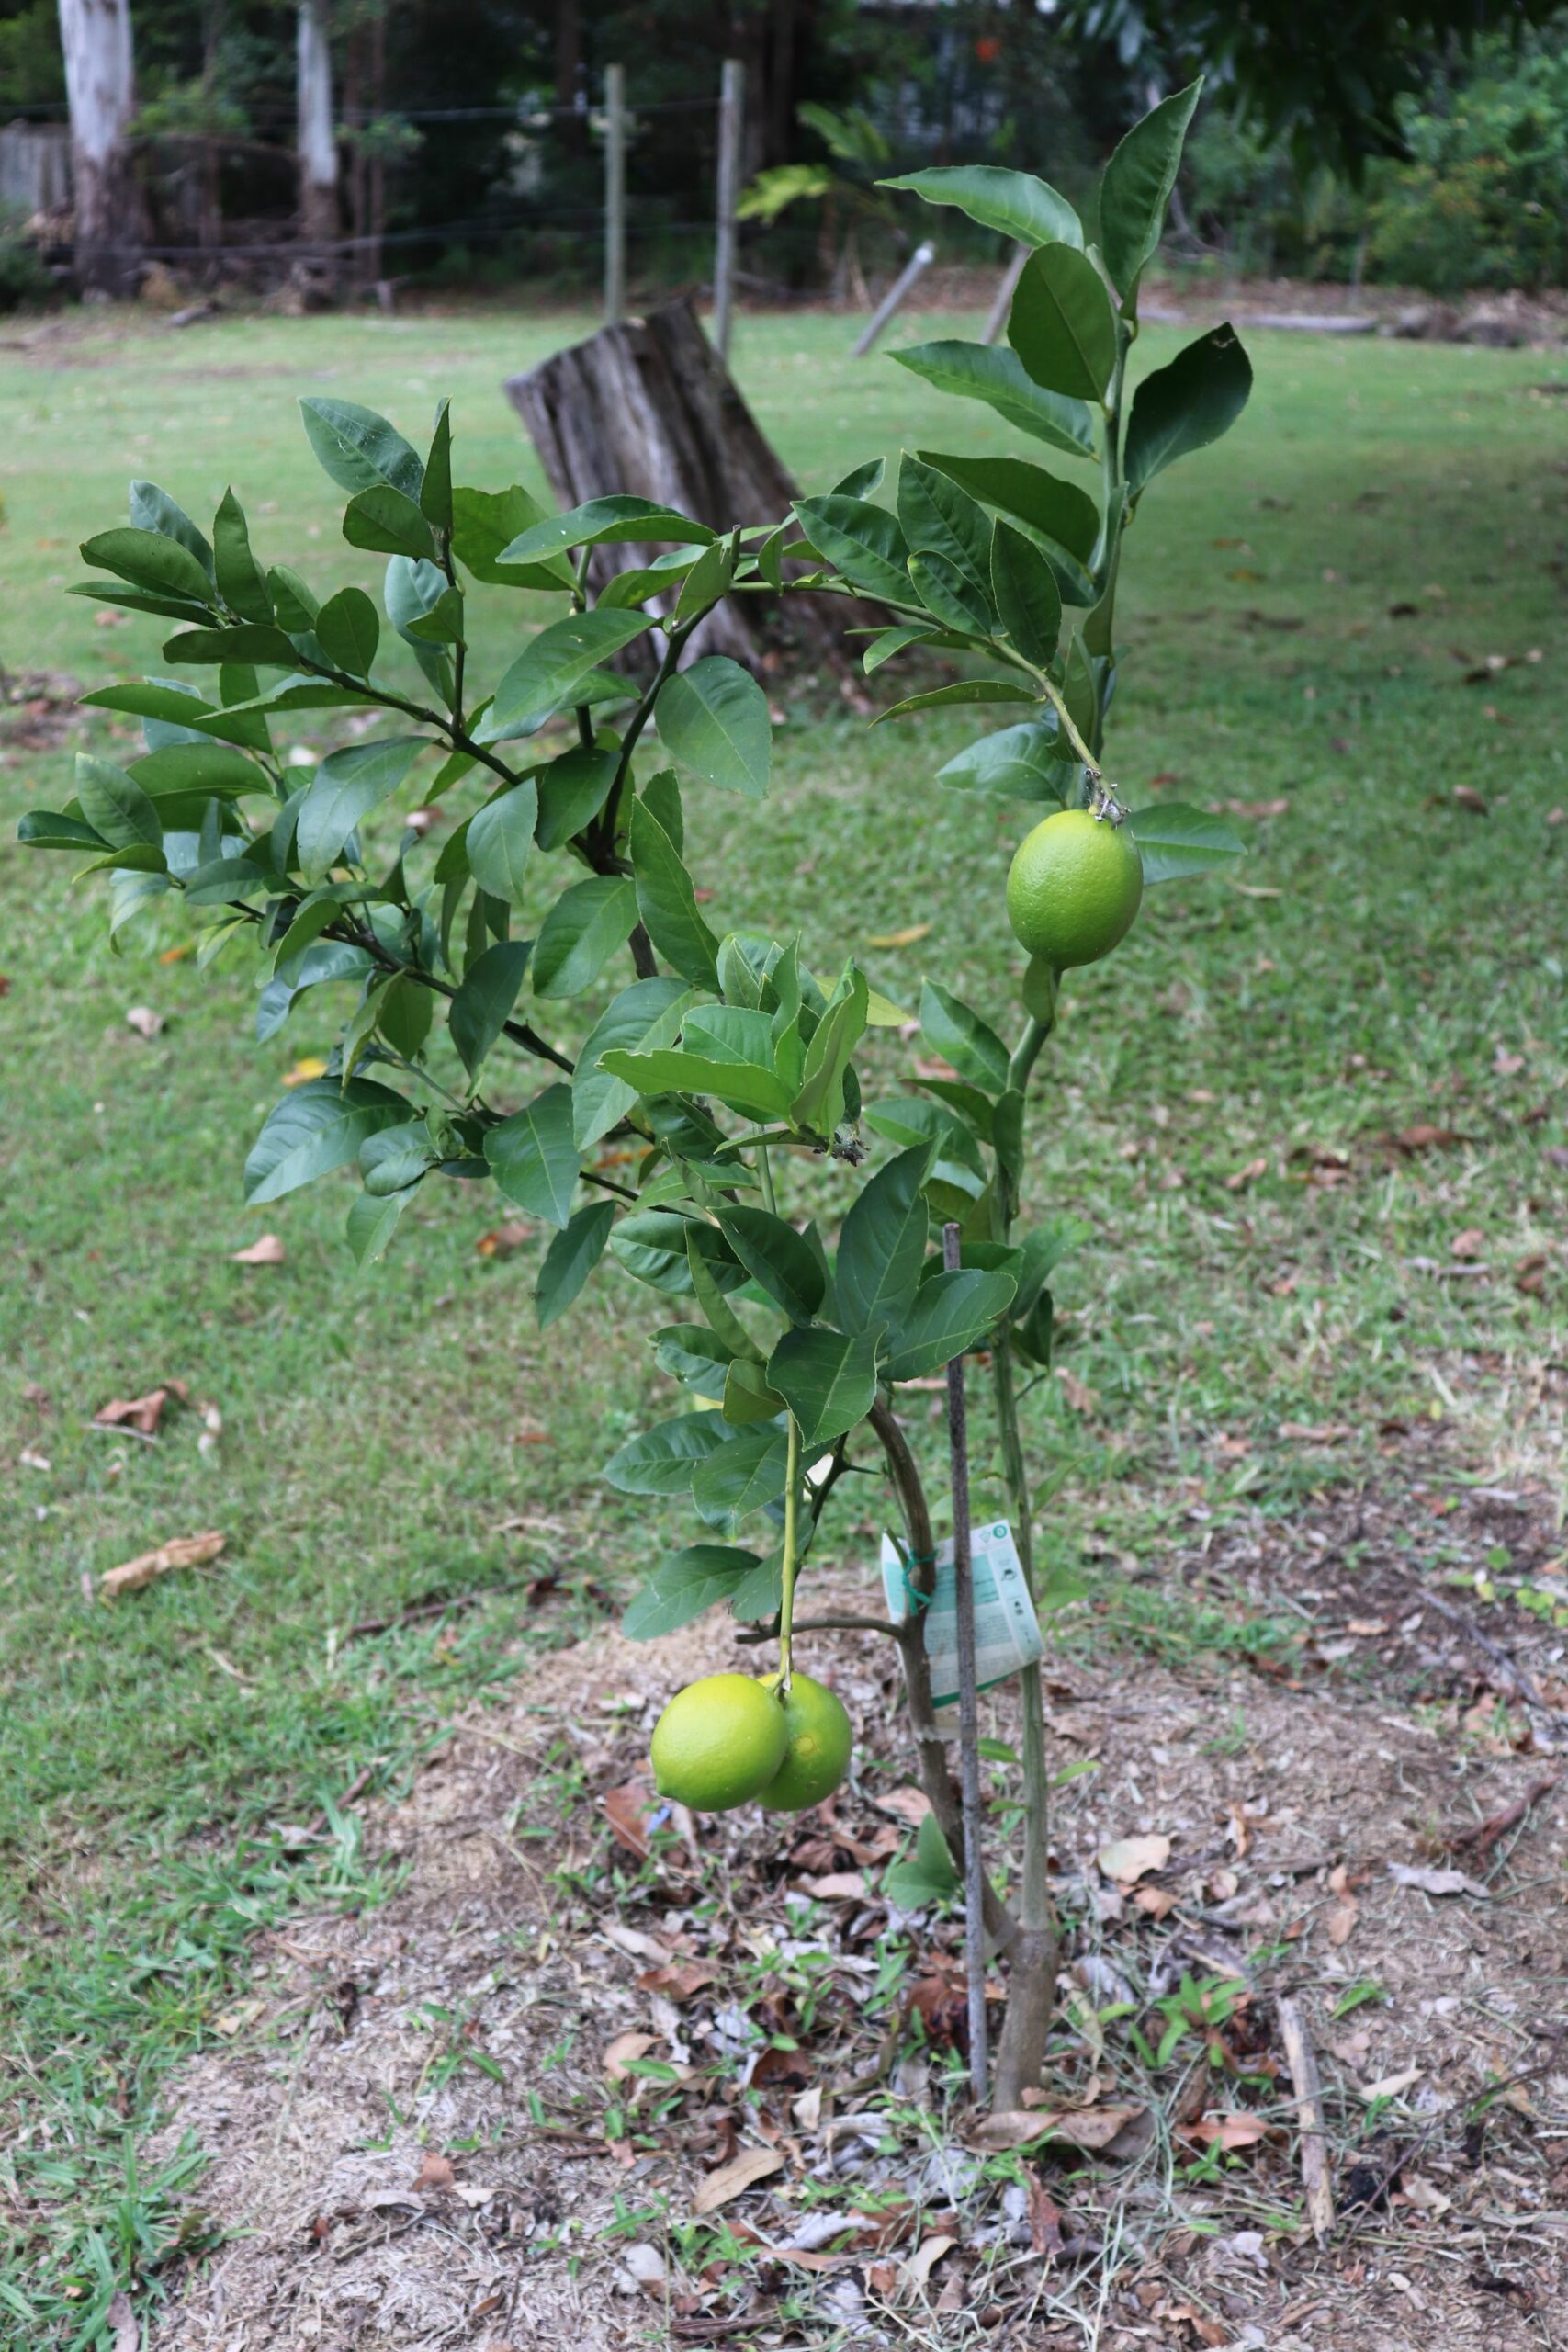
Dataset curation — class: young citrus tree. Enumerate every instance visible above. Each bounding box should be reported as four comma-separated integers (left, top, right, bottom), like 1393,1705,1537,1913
19,82,1250,2114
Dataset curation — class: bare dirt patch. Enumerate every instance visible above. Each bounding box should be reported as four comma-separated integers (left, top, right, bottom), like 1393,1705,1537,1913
147,1451,1567,2350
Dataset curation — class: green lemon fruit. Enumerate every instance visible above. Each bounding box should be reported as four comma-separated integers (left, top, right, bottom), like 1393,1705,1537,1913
1006,808,1144,969
756,1669,854,1812
649,1673,789,1813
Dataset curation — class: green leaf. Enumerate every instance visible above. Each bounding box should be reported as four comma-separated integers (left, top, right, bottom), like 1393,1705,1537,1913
908,551,992,639
359,1118,436,1196
212,490,274,623
532,876,638,999
836,1143,932,1335
420,398,453,533
917,450,1100,566
1008,243,1118,402
881,164,1081,251
129,481,214,576
1123,324,1253,501
885,1811,958,1909
897,457,993,603
80,526,215,607
299,396,423,500
17,811,107,853
449,939,530,1077
991,521,1063,668
499,494,717,565
655,656,772,800
691,1426,789,1526
1099,76,1202,304
603,1411,729,1498
450,483,574,590
296,737,423,881
1012,1217,1089,1318
716,1207,825,1324
315,586,381,680
536,1198,616,1328
687,1228,764,1360
937,720,1076,804
628,797,720,989
163,624,300,668
643,767,683,853
791,495,909,603
271,897,341,987
535,747,617,852
466,781,538,907
574,977,694,1149
831,458,885,497
599,1046,793,1124
1126,801,1246,883
653,1322,736,1399
863,623,939,674
73,755,162,852
886,1268,1016,1382
890,343,1096,462
613,1210,739,1296
485,1081,581,1227
767,1324,882,1448
346,1186,412,1267
875,679,1034,726
920,978,1010,1093
790,962,869,1135
343,483,437,563
255,939,372,1042
243,1077,408,1204
491,610,654,734
622,1544,760,1639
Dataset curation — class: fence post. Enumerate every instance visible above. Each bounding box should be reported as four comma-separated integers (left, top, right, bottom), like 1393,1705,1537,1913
852,238,935,358
713,56,744,360
604,62,626,325
943,1220,989,2107
983,242,1029,345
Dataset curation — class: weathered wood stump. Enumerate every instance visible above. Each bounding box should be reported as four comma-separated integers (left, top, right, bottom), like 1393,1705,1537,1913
503,296,855,673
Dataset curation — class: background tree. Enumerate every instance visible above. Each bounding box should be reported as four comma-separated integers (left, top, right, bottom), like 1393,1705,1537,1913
56,0,140,291
294,0,334,245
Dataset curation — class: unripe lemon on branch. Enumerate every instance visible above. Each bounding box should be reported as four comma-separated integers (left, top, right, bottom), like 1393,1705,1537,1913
756,1670,853,1812
1007,808,1143,970
650,1669,853,1815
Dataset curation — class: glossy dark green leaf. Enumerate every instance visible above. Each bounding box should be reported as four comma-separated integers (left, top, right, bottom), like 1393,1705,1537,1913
897,457,993,603
791,494,909,603
628,797,720,989
346,1186,412,1267
1013,1217,1090,1319
359,1119,436,1197
449,939,530,1077
862,623,940,673
653,1322,736,1399
254,939,371,1042
1008,243,1118,401
1125,800,1246,882
716,1206,825,1324
420,398,453,533
884,1810,958,1908
534,746,617,852
17,810,107,853
212,490,274,623
831,457,885,498
164,624,300,667
450,483,574,590
916,449,1100,565
1124,324,1254,501
886,1268,1016,1382
73,755,162,852
485,1081,580,1226
767,1324,882,1448
882,164,1081,250
920,978,1010,1093
602,1411,729,1498
790,960,869,1136
890,343,1096,461
243,1076,408,1204
536,1198,616,1329
991,520,1062,667
532,876,638,999
836,1143,932,1334
128,741,264,798
377,972,434,1060
296,736,423,881
129,481,214,576
499,494,717,565
598,1045,793,1123
465,780,538,907
573,976,694,1149
299,396,423,499
874,679,1034,726
655,656,771,800
908,550,992,638
621,1544,760,1638
936,720,1076,804
691,1426,789,1525
1099,77,1202,304
491,610,654,734
80,526,215,607
315,586,381,678
343,483,437,563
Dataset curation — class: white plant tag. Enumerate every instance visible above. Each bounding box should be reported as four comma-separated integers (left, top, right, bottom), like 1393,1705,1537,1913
880,1522,1043,1707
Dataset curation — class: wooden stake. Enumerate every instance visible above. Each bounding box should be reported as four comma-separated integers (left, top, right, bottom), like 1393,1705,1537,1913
1278,1996,1335,2242
944,1219,988,2104
713,57,744,360
852,238,935,357
983,242,1029,345
604,62,626,327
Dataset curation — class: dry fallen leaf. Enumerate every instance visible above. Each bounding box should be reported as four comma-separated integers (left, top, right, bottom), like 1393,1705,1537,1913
476,1220,536,1259
602,1780,654,1860
1326,1901,1359,1949
603,2031,658,2082
637,1959,717,2001
213,1996,267,2037
281,1056,328,1087
1452,784,1489,814
99,1530,225,1599
875,1785,932,1826
913,1055,961,1082
690,2145,785,2215
897,2233,955,2293
1133,1884,1178,1920
1056,1367,1097,1415
1096,1832,1171,1886
1451,1227,1486,1260
797,1871,868,1902
970,2103,1145,2154
866,922,932,949
412,2151,456,2193
124,1004,164,1039
1515,1252,1548,1298
19,1445,51,1472
1182,2112,1270,2151
231,1234,285,1265
106,2291,138,2352
1359,2064,1424,2103
1388,1861,1485,1898
94,1380,189,1436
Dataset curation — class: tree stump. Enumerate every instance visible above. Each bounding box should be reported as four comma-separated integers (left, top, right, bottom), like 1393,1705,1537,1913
504,297,855,674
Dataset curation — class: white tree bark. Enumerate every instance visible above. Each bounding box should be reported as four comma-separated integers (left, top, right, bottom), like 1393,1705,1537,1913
297,0,338,248
56,0,138,295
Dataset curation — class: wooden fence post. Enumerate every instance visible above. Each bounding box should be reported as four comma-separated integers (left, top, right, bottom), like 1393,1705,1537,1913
604,63,626,325
983,242,1029,345
713,57,744,359
944,1219,989,2105
852,239,935,357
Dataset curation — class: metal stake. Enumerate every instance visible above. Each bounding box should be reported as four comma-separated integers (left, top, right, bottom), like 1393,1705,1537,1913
944,1218,988,2102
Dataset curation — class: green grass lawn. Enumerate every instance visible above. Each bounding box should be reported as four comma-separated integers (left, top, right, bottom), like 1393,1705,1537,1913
2,299,1565,2340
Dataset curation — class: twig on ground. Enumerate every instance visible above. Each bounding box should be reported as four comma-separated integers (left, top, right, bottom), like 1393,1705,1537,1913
1445,1774,1560,1860
1278,1995,1335,2243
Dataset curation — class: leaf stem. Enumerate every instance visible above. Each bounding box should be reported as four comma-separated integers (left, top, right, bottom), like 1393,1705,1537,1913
778,1413,802,1689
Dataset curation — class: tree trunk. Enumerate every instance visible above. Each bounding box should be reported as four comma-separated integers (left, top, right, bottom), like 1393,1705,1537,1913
57,0,139,298
297,0,338,251
504,296,859,673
